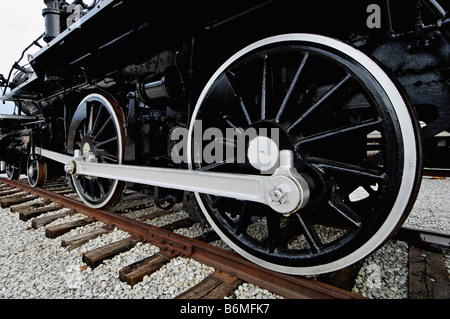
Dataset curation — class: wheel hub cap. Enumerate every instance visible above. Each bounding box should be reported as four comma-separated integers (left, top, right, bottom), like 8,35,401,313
247,136,279,173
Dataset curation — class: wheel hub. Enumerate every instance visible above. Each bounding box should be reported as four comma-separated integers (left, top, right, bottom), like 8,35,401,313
247,136,279,173
28,163,35,177
80,135,95,156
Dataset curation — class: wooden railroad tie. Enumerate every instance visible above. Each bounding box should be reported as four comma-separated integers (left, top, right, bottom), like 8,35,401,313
161,217,196,231
409,246,450,299
31,210,76,229
82,237,139,268
115,203,154,215
61,227,112,250
45,217,96,239
19,205,64,221
53,189,77,195
136,206,182,222
119,252,172,286
0,189,23,197
10,199,52,213
118,230,221,287
317,260,364,291
0,184,13,191
0,194,39,208
176,270,243,299
43,182,71,189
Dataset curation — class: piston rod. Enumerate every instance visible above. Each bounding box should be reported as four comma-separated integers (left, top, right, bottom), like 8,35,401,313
35,147,309,214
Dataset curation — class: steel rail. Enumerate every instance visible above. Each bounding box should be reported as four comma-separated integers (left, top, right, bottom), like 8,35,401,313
394,226,450,249
423,168,450,179
0,177,362,299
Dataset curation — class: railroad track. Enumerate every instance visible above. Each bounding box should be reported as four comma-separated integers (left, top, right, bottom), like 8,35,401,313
0,176,449,300
423,168,450,179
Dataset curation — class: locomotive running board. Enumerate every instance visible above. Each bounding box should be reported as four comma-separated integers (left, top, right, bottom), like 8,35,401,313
35,147,310,214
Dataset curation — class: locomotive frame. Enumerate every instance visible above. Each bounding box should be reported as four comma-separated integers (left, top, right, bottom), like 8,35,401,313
0,0,449,275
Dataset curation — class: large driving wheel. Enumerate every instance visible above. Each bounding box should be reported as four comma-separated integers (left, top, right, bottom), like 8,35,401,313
69,93,125,208
188,34,422,275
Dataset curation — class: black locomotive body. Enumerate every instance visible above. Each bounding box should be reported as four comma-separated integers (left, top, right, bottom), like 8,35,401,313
0,0,449,275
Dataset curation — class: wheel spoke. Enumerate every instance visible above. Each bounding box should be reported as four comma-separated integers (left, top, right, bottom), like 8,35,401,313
309,157,386,181
210,196,223,209
265,210,282,252
93,117,112,142
91,104,104,136
261,54,269,120
220,72,253,125
82,121,88,137
199,157,236,172
223,115,239,130
235,201,254,235
294,118,382,147
295,214,323,253
87,102,94,134
287,73,352,133
95,136,117,149
275,53,309,123
101,154,119,163
88,179,97,199
328,199,362,228
96,179,106,197
239,97,252,125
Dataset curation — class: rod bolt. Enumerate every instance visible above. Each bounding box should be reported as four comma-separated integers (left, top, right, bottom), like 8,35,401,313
64,161,76,174
268,186,287,205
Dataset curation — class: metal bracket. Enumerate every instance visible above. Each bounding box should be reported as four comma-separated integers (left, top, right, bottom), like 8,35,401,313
148,227,193,257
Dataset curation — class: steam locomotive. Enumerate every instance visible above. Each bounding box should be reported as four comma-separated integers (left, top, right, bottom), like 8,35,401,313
1,0,449,275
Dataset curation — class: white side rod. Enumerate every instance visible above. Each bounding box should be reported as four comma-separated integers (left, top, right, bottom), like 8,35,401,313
36,147,265,203
76,159,266,203
35,147,308,214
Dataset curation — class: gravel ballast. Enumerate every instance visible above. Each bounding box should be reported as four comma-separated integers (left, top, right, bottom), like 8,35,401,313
0,177,449,299
352,178,450,299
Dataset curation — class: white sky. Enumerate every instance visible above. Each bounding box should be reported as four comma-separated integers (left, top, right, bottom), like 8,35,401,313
0,0,45,114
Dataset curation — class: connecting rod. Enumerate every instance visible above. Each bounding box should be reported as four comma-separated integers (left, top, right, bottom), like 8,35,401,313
35,147,309,214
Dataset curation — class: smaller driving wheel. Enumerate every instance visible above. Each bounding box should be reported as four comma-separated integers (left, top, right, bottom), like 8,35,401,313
68,93,125,208
5,162,20,180
27,155,47,187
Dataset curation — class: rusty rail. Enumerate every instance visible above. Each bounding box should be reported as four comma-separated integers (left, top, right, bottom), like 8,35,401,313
423,168,450,179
